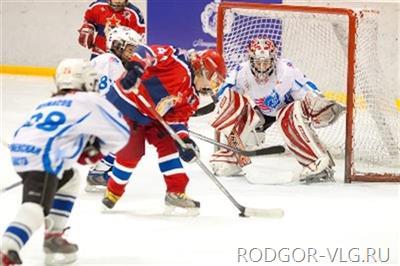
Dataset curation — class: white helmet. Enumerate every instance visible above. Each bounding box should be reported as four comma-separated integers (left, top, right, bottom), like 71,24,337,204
248,37,277,82
106,26,143,54
55,58,98,92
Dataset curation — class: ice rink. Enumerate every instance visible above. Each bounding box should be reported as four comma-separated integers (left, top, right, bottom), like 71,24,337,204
0,74,399,265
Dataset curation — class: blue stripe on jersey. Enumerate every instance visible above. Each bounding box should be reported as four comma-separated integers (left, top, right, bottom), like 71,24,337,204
134,45,155,61
106,86,152,125
42,113,91,176
142,77,169,106
294,79,304,88
305,81,320,93
170,124,188,135
159,157,183,173
65,135,85,159
6,225,30,246
112,166,132,181
217,83,234,99
98,105,130,136
96,25,106,37
126,3,145,24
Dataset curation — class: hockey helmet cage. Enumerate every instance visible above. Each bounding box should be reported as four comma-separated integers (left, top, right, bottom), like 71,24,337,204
191,49,227,93
248,37,277,82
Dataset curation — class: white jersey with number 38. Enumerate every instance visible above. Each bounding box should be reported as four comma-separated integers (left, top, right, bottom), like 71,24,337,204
90,53,126,95
218,59,320,117
10,92,130,178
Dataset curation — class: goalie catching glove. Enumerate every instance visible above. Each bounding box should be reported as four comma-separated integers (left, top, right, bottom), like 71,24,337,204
78,136,103,165
176,137,199,163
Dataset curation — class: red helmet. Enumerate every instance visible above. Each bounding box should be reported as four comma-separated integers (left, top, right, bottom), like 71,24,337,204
191,49,227,82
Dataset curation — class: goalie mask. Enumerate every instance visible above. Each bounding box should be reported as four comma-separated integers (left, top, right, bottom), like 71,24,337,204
55,58,98,92
191,49,227,95
248,37,277,83
109,0,127,12
106,26,143,62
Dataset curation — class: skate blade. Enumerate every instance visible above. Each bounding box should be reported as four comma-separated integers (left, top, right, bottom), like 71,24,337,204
45,252,77,265
84,184,106,193
163,205,200,217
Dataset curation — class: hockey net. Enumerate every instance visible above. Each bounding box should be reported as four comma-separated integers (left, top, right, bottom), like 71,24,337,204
217,2,400,182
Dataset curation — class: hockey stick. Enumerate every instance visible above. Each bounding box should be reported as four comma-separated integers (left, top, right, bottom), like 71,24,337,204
188,130,285,156
129,82,283,218
0,181,22,193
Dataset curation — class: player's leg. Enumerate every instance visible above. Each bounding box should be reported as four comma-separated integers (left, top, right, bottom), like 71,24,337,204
43,168,80,265
277,94,344,183
1,171,59,265
147,124,200,215
102,121,145,209
85,153,115,192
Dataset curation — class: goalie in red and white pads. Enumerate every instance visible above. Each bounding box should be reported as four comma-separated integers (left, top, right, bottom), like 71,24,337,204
210,37,345,183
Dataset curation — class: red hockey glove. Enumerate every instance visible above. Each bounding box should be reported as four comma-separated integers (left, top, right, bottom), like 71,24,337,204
78,136,103,165
78,22,95,49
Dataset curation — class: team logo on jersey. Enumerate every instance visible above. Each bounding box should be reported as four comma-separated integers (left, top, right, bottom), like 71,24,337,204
105,14,121,37
156,94,182,116
255,90,281,112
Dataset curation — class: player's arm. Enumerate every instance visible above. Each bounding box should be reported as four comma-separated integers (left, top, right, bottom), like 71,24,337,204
78,4,97,49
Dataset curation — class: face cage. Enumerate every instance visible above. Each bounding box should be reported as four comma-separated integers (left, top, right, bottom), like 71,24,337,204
198,69,224,95
250,57,275,81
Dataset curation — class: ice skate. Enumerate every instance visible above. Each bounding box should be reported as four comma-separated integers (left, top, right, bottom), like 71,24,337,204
300,167,335,184
0,250,22,266
85,168,109,192
164,192,200,217
102,189,121,210
43,228,78,266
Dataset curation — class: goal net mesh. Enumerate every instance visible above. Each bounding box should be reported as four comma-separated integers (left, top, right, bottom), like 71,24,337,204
219,6,400,177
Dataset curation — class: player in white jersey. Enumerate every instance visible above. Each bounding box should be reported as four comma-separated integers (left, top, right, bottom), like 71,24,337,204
85,26,143,191
210,37,345,183
0,59,129,266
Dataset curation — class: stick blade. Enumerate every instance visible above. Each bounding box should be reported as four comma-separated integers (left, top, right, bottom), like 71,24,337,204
242,207,284,218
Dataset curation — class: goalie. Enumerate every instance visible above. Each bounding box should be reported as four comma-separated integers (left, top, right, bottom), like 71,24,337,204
210,37,345,183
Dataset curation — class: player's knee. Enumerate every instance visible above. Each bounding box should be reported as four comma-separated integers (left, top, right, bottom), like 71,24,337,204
57,168,80,198
20,171,59,216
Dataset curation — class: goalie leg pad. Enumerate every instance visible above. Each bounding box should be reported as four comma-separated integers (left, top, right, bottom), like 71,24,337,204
210,149,245,176
277,101,333,168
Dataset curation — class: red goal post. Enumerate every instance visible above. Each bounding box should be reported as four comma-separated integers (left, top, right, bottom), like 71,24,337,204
216,2,400,183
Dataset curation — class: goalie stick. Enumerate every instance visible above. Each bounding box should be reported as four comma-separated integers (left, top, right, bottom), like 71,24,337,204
129,80,284,218
188,130,286,156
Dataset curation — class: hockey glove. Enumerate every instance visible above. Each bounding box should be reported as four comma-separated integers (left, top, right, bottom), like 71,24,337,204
78,22,95,49
120,62,145,92
176,137,199,163
78,136,103,165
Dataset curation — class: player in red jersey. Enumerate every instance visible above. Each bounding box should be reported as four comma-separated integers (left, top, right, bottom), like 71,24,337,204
99,45,226,215
78,0,145,59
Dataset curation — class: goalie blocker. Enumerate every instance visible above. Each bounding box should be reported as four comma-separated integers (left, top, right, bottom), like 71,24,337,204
210,89,345,183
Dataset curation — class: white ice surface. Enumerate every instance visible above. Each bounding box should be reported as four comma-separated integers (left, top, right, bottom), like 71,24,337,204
0,74,399,266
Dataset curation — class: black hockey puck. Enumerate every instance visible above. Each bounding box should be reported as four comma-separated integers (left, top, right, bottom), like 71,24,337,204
239,212,248,218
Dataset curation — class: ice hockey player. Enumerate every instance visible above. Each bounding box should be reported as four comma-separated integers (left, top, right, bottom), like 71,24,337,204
78,0,145,59
97,44,226,215
84,26,143,192
210,37,345,183
0,59,130,266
